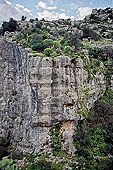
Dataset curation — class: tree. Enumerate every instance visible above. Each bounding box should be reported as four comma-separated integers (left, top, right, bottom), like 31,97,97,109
35,18,38,21
2,18,18,33
82,26,100,41
30,33,44,51
69,33,81,50
29,19,34,23
21,16,26,21
62,32,80,50
31,33,43,44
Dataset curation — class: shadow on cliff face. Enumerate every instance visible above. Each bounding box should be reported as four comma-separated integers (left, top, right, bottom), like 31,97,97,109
0,135,10,160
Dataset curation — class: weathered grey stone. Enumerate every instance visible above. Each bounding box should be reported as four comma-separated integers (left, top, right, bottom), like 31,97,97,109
0,39,106,155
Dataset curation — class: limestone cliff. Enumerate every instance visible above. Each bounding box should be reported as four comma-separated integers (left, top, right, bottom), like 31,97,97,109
0,39,106,155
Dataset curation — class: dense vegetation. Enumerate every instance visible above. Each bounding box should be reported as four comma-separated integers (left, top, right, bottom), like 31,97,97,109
12,23,80,57
73,90,113,170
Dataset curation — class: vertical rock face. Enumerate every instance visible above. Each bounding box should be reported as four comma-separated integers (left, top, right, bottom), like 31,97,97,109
0,39,106,155
29,56,79,126
0,39,30,152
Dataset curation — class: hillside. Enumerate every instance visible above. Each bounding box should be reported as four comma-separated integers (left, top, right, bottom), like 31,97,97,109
0,8,113,170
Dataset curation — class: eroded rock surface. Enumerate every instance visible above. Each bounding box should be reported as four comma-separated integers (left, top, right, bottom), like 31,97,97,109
0,39,106,155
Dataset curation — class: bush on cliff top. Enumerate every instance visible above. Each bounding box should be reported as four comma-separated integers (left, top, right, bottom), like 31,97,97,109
2,18,18,33
44,48,54,57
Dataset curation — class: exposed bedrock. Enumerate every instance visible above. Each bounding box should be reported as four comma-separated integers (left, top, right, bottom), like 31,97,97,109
0,39,106,155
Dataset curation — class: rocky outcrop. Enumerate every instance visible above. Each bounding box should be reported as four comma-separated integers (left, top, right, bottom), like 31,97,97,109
0,39,106,155
84,8,113,23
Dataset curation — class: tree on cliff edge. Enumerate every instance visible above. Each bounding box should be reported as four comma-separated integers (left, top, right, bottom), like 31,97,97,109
2,18,18,33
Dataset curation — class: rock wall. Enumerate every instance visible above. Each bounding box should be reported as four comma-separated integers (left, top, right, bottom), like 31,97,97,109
0,39,106,155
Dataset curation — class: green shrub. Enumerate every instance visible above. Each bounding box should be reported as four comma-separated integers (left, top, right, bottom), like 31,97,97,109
43,39,54,48
88,127,107,157
64,46,74,55
50,124,62,155
23,156,52,170
20,39,29,47
54,41,61,49
49,30,54,35
71,52,85,63
58,29,66,36
0,157,18,170
89,90,113,125
11,152,23,160
31,33,43,44
71,55,79,63
79,108,89,118
89,47,104,60
60,38,67,45
35,22,42,29
31,43,44,51
44,48,53,57
51,161,65,170
74,122,113,169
